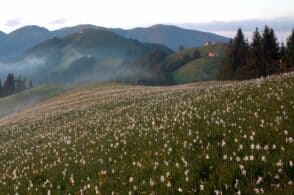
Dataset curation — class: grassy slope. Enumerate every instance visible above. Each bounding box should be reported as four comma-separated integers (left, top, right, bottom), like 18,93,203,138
173,44,226,83
0,73,293,194
0,84,65,118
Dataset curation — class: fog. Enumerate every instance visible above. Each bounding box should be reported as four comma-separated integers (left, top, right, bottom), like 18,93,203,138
0,56,47,80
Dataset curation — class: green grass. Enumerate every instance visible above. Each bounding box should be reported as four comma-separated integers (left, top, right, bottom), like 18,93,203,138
0,84,66,118
0,73,293,194
173,44,226,83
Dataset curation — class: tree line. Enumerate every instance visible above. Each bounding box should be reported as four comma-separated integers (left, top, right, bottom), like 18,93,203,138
218,26,294,80
0,73,33,98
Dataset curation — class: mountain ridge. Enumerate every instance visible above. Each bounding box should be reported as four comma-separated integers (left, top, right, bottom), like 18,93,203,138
2,28,173,85
0,24,229,59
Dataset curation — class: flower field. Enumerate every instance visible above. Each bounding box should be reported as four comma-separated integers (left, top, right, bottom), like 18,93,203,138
0,73,293,194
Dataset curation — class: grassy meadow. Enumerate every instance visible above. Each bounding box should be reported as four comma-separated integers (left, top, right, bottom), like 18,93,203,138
173,44,226,83
0,73,293,194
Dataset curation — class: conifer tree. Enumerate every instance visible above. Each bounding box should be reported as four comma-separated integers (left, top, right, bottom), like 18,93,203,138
3,73,15,96
28,80,33,89
262,26,279,74
232,28,248,70
251,28,265,76
286,29,294,67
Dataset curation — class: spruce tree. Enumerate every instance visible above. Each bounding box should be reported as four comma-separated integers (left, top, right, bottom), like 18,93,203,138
251,28,265,76
3,73,15,96
29,80,33,89
280,43,286,59
262,26,279,74
279,43,286,70
233,28,248,70
286,29,294,67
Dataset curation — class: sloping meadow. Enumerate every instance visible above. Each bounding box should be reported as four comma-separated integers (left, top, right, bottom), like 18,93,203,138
0,73,293,194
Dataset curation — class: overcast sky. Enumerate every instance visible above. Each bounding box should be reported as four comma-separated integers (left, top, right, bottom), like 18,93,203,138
0,0,293,33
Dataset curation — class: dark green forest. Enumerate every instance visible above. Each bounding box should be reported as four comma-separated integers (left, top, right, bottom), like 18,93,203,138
0,73,33,98
218,26,294,80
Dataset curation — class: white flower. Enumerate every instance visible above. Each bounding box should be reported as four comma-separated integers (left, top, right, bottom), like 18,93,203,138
250,155,254,161
256,177,263,185
276,160,283,167
242,169,246,175
149,178,154,186
250,144,255,150
160,176,165,183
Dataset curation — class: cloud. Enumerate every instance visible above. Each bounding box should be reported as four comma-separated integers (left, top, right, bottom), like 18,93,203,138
5,18,22,27
50,18,67,25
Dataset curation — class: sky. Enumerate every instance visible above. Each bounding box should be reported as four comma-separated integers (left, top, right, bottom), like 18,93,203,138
0,0,293,33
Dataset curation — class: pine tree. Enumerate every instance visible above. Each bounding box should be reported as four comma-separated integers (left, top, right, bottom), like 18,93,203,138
280,43,286,59
232,28,248,70
251,28,265,76
3,73,15,96
15,75,27,92
286,29,294,68
279,42,286,70
262,26,279,74
28,80,33,89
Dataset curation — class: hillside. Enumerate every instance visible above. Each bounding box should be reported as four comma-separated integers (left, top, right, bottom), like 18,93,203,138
0,73,293,194
173,44,226,83
3,28,172,84
0,24,229,59
127,44,227,85
111,24,229,51
0,84,66,118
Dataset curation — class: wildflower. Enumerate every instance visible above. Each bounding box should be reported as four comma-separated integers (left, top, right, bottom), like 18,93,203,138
250,155,254,161
160,176,165,183
149,178,154,186
256,177,263,185
276,160,283,167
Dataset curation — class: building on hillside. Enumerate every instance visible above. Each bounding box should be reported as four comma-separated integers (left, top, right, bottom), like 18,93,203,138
204,41,216,47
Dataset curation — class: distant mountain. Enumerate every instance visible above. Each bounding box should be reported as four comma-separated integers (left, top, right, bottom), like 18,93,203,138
0,24,228,59
52,24,101,37
0,25,98,60
0,31,6,40
3,28,172,84
0,26,53,59
110,24,229,50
